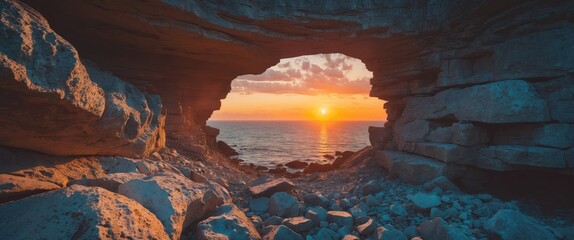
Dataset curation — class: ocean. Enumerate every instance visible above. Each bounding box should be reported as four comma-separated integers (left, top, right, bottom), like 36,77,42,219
208,121,385,169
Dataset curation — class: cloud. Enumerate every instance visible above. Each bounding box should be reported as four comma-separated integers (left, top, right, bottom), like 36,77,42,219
232,53,372,95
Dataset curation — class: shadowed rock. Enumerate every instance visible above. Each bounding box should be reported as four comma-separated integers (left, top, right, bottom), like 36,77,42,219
197,204,261,240
249,178,295,197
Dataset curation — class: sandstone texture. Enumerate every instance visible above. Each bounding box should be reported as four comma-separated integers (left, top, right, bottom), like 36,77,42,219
0,185,169,239
0,0,165,158
196,203,262,240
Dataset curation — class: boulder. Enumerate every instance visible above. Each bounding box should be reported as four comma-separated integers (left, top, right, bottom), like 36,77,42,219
418,217,472,240
99,156,140,173
282,217,314,232
285,160,309,169
250,197,270,213
326,211,353,228
248,178,295,197
303,192,329,207
375,225,407,240
217,140,238,156
338,147,374,168
68,172,145,192
0,0,165,158
0,185,168,239
269,192,299,217
197,204,262,240
306,206,328,225
263,225,302,240
484,209,557,240
0,174,60,203
263,216,284,227
411,193,441,211
369,126,392,149
118,173,209,239
413,142,477,166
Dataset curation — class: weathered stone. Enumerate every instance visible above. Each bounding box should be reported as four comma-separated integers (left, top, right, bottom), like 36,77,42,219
411,193,441,211
250,197,270,213
413,142,477,165
306,206,328,225
418,217,473,240
263,216,284,227
118,173,208,239
99,156,140,173
429,123,488,147
376,151,452,184
484,209,557,240
548,86,574,122
303,192,329,207
342,234,360,240
401,80,550,123
269,192,298,218
338,147,374,168
356,218,377,235
282,217,314,232
217,140,238,156
68,172,145,192
479,145,566,169
285,160,309,169
369,126,392,150
362,179,382,195
0,174,60,203
493,124,574,149
197,204,262,240
375,225,407,240
249,178,295,197
304,163,334,173
263,225,302,240
393,119,431,143
316,228,339,240
390,204,408,217
0,185,168,239
0,0,165,158
326,211,353,229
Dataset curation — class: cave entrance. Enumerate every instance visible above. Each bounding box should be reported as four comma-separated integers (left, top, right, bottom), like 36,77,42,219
208,53,386,173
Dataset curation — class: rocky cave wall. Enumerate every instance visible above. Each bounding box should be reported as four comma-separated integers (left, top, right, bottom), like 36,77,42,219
1,0,573,176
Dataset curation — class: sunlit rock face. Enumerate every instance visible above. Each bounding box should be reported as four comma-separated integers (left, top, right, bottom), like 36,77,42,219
11,0,574,174
0,0,165,158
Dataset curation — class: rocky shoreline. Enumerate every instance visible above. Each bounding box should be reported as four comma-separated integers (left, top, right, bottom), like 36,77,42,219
1,144,572,239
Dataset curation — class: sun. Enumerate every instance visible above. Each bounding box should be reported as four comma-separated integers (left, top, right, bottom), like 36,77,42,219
320,107,327,116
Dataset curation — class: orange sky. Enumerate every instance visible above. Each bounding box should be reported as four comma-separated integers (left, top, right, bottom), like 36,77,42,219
210,53,387,121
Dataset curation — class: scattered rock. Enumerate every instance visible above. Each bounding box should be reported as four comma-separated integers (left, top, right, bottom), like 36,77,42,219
269,192,299,217
327,211,353,229
250,197,270,213
286,160,309,169
304,163,334,173
411,193,441,211
418,217,473,240
423,176,460,192
256,166,270,171
484,209,557,240
362,179,382,195
342,234,360,240
356,218,377,235
263,225,303,240
306,206,328,225
303,192,329,207
316,228,339,240
282,217,314,232
269,167,287,174
375,225,407,240
196,204,261,240
0,185,168,239
390,204,408,217
249,178,295,197
263,216,284,227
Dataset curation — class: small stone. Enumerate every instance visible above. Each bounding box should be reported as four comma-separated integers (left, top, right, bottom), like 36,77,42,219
249,178,295,197
365,195,378,207
362,180,381,195
411,193,441,211
356,218,377,235
340,198,354,209
418,217,472,240
342,234,360,240
423,176,460,192
403,226,418,239
330,203,342,211
316,228,339,240
375,225,407,240
303,193,329,207
269,192,298,217
349,207,367,218
263,216,283,227
319,221,328,228
282,217,314,232
390,204,408,217
484,209,557,240
263,225,303,240
337,226,352,236
306,206,327,226
327,211,354,229
328,223,339,230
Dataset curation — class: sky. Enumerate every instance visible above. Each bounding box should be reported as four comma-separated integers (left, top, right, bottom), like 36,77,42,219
210,53,387,121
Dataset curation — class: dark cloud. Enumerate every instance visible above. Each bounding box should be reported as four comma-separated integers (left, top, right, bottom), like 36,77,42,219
232,54,371,95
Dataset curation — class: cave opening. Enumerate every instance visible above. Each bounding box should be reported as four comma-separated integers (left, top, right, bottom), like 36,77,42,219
208,53,386,172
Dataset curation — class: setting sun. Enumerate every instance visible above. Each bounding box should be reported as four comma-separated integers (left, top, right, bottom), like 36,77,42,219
320,108,327,115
